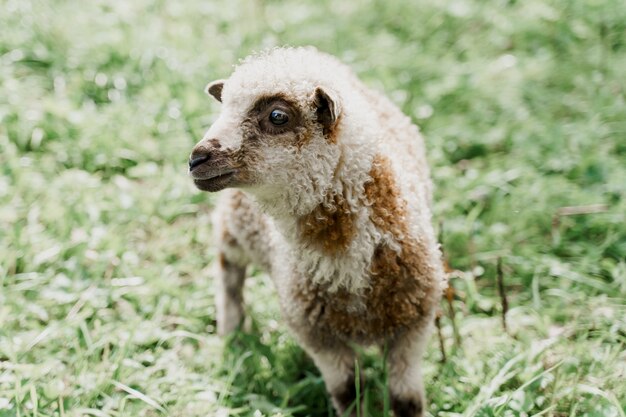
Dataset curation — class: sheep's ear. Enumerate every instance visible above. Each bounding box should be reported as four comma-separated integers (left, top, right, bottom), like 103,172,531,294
205,79,225,102
312,86,342,133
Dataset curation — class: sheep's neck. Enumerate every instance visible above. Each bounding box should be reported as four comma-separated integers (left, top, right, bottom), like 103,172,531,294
250,150,381,292
263,183,377,294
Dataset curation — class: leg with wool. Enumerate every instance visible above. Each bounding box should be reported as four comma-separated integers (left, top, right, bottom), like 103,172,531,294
302,342,362,416
215,253,247,336
387,329,430,417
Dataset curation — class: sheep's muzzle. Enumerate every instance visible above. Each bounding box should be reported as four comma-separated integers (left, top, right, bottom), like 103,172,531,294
189,141,237,192
193,171,236,192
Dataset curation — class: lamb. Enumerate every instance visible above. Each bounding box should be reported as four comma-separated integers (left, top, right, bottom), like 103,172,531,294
188,46,446,417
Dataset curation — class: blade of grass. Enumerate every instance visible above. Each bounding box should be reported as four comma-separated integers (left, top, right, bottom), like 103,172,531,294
111,380,166,413
576,385,625,417
355,358,361,417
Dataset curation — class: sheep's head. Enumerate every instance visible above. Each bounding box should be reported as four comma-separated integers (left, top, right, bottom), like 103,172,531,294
189,51,343,212
189,86,341,195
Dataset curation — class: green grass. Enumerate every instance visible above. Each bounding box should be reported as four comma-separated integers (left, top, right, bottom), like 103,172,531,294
1,0,625,416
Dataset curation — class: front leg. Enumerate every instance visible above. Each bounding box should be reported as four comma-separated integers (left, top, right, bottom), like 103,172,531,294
215,252,247,336
298,339,362,416
282,276,364,415
387,327,431,417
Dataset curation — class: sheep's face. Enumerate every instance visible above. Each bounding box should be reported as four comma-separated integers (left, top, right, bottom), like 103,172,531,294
189,81,341,201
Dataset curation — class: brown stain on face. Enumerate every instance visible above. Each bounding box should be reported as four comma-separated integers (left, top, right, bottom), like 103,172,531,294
237,94,318,162
248,94,311,146
293,155,438,346
195,93,313,190
297,192,356,255
245,92,342,149
196,93,339,192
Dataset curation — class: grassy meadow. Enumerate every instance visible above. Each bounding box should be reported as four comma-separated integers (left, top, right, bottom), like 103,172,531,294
1,0,625,416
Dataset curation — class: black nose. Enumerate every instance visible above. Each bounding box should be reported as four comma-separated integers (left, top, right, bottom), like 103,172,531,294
189,154,210,171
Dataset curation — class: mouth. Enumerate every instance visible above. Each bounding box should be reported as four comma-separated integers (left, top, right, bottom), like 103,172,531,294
193,170,236,192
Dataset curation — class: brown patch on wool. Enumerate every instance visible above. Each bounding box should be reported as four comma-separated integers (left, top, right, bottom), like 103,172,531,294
325,114,342,144
292,155,438,346
365,154,408,237
293,244,433,346
297,192,356,255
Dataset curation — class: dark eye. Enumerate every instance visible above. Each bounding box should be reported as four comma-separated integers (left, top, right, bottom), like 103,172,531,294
269,109,289,125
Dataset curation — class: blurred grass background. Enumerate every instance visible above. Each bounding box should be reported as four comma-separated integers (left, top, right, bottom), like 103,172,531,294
1,0,625,416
